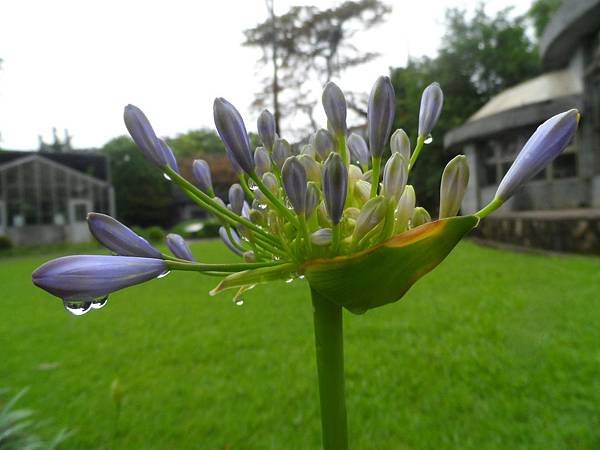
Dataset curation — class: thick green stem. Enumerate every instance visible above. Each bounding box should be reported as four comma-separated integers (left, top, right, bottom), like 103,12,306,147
311,288,348,450
475,197,504,219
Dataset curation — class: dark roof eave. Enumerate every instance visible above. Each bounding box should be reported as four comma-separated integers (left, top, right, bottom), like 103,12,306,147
540,0,600,70
443,94,582,149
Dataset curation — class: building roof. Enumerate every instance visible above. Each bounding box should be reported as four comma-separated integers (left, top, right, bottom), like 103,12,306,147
540,0,600,70
444,70,583,148
468,69,582,122
0,150,110,181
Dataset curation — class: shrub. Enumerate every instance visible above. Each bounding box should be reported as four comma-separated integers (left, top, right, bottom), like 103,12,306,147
0,236,12,251
146,226,165,243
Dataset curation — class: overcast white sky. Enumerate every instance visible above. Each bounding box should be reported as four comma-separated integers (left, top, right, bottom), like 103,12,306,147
0,0,532,150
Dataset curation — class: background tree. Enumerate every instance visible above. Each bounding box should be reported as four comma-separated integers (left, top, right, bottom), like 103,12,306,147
102,136,176,228
244,0,390,135
391,5,540,212
528,0,563,39
166,129,226,158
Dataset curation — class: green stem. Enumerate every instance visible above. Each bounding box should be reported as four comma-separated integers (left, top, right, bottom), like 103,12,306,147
408,135,425,173
311,288,348,450
331,223,341,255
370,156,381,198
249,173,300,228
338,134,349,167
166,260,287,273
239,175,255,201
475,197,504,219
165,167,282,248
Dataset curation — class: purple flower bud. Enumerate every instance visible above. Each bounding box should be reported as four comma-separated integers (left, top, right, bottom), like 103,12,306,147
254,147,272,176
347,133,370,169
367,76,395,158
418,82,443,137
382,153,408,202
228,183,245,215
257,109,276,151
305,182,320,218
123,104,166,167
158,139,179,173
322,153,348,225
496,109,579,201
272,138,292,169
314,129,336,161
166,233,195,262
439,155,470,218
322,82,347,136
218,226,243,256
213,97,254,174
32,255,167,301
192,159,214,194
390,129,411,160
282,157,308,215
311,228,333,246
87,213,161,258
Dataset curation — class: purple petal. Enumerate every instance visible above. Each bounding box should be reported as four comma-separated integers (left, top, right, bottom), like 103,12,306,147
87,213,162,258
166,233,195,261
32,255,167,301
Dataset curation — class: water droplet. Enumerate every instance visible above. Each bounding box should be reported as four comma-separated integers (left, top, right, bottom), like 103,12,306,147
285,277,295,284
299,275,305,280
63,300,92,316
424,134,433,144
90,296,109,310
163,173,172,181
157,270,171,279
258,203,268,210
250,184,259,192
234,298,244,306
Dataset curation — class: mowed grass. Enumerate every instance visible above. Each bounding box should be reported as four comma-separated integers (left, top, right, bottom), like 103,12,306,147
1,240,599,450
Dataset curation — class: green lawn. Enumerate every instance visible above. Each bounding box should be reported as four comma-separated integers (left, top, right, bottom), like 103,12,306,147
1,240,599,450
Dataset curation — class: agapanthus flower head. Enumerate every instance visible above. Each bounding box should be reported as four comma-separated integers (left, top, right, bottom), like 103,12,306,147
34,75,579,316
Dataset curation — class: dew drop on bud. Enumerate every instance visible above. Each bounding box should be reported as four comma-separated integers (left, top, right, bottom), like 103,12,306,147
424,134,433,145
163,173,172,181
63,300,92,316
90,296,109,310
157,270,171,279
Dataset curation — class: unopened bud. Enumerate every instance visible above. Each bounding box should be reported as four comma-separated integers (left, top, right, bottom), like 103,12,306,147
390,129,411,160
439,155,469,218
418,82,443,138
322,82,347,136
